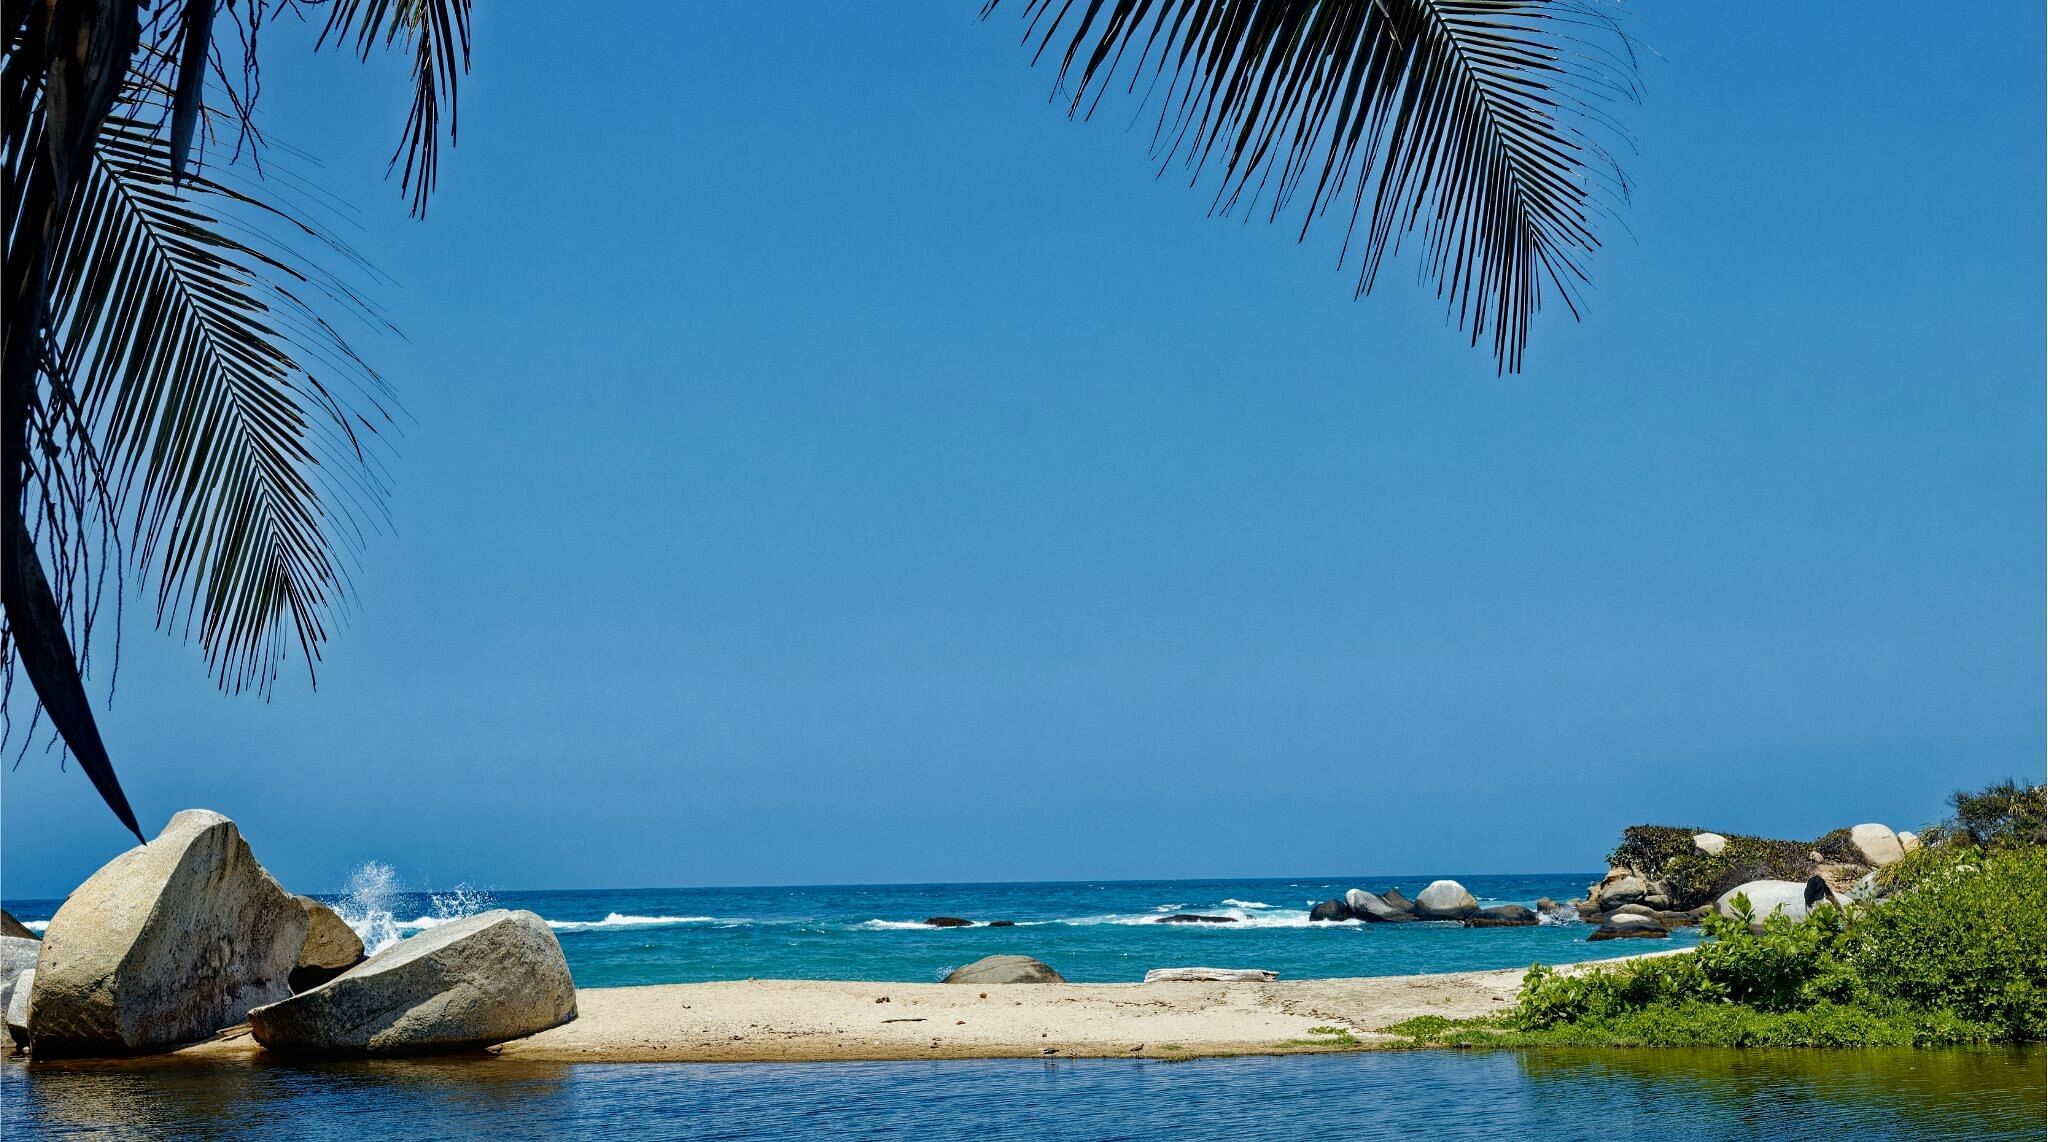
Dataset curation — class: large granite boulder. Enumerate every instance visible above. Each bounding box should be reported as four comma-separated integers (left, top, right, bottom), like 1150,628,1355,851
1308,899,1353,923
1598,875,1648,907
1692,832,1727,857
943,955,1064,984
1897,830,1921,854
248,909,574,1056
1347,889,1416,923
1413,880,1478,921
30,810,306,1056
292,897,366,992
1848,824,1905,868
1715,880,1822,926
1377,888,1417,916
0,911,35,940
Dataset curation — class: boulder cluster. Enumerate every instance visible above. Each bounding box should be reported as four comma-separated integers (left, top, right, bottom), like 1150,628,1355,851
3,809,577,1059
1575,821,1921,940
1307,880,1535,927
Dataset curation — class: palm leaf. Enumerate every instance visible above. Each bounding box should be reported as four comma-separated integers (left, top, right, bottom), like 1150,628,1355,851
987,0,1639,372
41,101,398,695
316,0,473,217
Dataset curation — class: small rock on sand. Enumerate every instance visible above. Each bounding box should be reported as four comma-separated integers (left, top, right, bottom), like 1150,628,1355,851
1142,968,1277,983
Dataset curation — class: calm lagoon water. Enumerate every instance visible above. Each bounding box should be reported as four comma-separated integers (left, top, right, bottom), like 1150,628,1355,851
12,873,1693,987
5,1046,2040,1139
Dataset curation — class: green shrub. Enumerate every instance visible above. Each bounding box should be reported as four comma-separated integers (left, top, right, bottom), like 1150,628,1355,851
1941,780,2046,850
1846,844,2046,1040
1394,841,2047,1050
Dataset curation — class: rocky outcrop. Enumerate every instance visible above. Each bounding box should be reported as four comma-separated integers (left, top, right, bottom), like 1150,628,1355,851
0,911,34,940
1155,914,1238,924
1465,905,1537,928
1413,880,1478,921
922,916,973,928
943,955,1064,984
1848,824,1906,868
292,897,366,992
30,810,306,1056
1308,899,1353,923
1597,874,1648,907
1142,967,1276,983
249,909,575,1056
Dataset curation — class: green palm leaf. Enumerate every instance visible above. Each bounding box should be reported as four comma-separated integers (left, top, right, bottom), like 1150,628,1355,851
988,0,1639,372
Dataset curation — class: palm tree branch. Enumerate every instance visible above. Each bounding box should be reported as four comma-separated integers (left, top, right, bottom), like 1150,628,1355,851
988,0,1638,372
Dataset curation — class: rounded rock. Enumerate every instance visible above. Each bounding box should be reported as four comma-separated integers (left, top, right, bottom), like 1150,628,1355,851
1413,880,1479,921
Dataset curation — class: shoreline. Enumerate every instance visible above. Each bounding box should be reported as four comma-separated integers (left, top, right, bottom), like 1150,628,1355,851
127,958,1677,1067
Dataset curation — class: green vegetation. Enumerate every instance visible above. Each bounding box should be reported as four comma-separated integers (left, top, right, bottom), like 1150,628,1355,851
1605,825,1820,910
1280,1026,1363,1049
1398,782,2046,1050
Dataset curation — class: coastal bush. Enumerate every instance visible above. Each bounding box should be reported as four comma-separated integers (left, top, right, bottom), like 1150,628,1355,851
1932,779,2046,850
1607,826,1819,910
1393,837,2046,1050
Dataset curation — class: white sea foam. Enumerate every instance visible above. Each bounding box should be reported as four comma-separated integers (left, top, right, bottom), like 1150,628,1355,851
1220,899,1273,910
21,920,47,933
332,862,494,954
546,913,715,932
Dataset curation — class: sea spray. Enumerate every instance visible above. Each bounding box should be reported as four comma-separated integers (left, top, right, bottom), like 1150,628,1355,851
335,861,404,954
332,863,496,954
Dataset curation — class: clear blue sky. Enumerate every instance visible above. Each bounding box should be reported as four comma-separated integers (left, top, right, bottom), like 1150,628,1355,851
4,3,2042,899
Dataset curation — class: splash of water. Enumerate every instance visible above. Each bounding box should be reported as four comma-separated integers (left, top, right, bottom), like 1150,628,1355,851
335,861,404,954
430,883,495,924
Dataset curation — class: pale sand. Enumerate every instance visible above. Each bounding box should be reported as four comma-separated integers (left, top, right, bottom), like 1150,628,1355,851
158,955,1677,1065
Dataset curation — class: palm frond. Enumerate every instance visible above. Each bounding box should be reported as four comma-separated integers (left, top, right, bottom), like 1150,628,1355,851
41,100,398,695
316,0,473,216
988,0,1639,372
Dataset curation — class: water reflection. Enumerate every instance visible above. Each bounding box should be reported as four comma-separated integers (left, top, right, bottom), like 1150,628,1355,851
5,1046,2041,1140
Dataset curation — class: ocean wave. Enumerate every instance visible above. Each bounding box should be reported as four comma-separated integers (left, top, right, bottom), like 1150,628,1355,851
377,912,718,933
21,920,47,933
1219,899,1273,910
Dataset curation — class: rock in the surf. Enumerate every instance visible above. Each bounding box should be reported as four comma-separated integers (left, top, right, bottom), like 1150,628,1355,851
1347,889,1416,923
1464,904,1538,928
291,897,366,992
1413,880,1479,921
923,916,973,928
0,911,34,940
1155,914,1238,924
943,955,1065,985
1589,913,1669,941
249,909,575,1056
1377,888,1418,916
1308,899,1353,923
5,968,31,1048
1142,967,1277,983
30,810,306,1056
1848,824,1906,868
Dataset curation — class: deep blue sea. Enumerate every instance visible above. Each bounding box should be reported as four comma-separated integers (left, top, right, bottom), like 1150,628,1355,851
6,872,1690,986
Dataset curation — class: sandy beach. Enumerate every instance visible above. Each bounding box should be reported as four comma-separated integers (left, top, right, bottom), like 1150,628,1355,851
149,962,1623,1065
